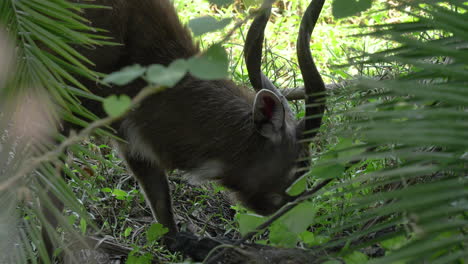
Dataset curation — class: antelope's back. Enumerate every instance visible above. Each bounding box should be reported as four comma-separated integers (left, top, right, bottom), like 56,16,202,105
72,0,258,171
74,0,199,100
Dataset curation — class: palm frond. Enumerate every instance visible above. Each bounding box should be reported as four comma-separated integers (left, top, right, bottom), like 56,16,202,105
0,0,109,262
306,1,467,262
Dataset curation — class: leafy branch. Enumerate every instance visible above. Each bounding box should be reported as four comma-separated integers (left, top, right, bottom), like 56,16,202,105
0,84,166,192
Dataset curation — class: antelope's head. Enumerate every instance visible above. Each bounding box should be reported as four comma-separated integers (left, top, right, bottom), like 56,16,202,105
230,0,327,215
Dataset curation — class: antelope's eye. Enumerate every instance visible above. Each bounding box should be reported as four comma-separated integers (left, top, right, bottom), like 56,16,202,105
287,166,298,180
268,193,284,207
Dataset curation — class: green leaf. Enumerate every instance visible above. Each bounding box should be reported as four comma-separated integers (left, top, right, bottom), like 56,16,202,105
268,202,316,247
343,251,369,264
123,227,132,237
126,254,138,264
112,189,128,200
286,173,307,196
126,252,153,264
309,163,345,180
269,221,298,248
332,0,373,19
145,59,188,87
80,218,87,235
188,16,231,36
380,235,408,251
208,0,233,7
321,138,364,164
188,44,229,80
299,231,330,247
299,231,315,245
235,213,266,236
101,187,112,193
279,202,316,234
102,64,145,85
103,95,131,117
146,223,168,242
68,214,77,226
334,139,365,161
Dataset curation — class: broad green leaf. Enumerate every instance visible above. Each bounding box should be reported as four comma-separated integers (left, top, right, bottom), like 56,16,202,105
126,252,153,264
235,213,266,236
188,44,229,80
269,221,298,248
299,231,330,247
102,64,145,85
126,254,138,264
332,0,373,19
146,223,169,242
309,163,345,180
335,139,365,162
299,231,315,245
68,214,77,226
145,59,188,87
286,173,307,196
320,138,364,164
380,235,408,251
112,189,128,200
123,227,132,237
279,202,316,234
343,251,369,264
188,16,231,36
101,187,112,193
103,95,131,117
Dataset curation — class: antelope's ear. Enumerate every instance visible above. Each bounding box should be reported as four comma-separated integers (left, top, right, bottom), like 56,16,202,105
253,89,285,142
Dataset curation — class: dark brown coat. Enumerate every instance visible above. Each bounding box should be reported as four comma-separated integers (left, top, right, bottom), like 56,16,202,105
70,0,305,234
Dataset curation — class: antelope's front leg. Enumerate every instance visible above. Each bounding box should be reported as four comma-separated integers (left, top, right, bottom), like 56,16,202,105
121,151,178,235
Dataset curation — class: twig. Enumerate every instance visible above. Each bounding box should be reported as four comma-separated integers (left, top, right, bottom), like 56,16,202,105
217,13,255,45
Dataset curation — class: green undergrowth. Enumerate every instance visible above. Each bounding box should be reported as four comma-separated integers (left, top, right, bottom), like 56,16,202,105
62,0,460,263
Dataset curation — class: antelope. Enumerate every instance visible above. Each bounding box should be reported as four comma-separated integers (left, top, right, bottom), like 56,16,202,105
41,0,326,259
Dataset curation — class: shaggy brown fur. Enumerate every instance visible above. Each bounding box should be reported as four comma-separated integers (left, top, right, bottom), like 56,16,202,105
43,0,308,258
